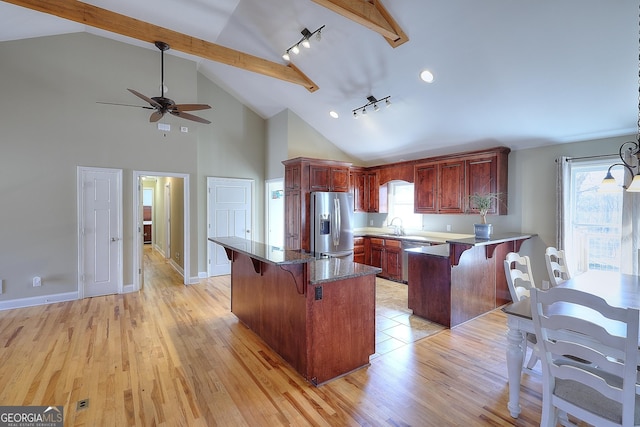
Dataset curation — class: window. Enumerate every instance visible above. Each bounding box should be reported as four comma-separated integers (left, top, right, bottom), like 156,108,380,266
567,158,623,272
387,181,422,230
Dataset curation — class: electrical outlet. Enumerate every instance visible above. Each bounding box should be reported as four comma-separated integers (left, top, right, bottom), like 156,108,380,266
446,225,452,231
369,220,374,226
33,276,41,287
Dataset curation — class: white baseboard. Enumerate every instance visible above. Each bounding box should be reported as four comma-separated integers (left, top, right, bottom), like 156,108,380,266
198,271,208,279
0,291,78,312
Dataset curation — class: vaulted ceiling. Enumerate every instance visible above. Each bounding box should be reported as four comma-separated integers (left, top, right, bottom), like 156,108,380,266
0,0,636,164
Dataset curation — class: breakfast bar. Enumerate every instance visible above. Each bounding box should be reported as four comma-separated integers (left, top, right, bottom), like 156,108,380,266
406,232,535,327
209,236,381,386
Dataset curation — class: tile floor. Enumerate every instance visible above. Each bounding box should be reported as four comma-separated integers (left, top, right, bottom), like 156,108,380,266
372,278,446,358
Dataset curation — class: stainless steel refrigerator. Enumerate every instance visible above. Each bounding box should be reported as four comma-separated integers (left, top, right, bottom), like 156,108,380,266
309,191,354,258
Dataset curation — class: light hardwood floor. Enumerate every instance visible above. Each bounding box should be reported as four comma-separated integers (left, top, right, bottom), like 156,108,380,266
0,247,553,426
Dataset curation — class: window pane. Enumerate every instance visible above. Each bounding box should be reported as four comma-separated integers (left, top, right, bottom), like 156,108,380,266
570,162,623,272
387,182,422,229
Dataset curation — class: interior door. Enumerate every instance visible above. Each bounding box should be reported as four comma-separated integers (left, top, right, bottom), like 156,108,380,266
208,177,253,276
79,167,122,297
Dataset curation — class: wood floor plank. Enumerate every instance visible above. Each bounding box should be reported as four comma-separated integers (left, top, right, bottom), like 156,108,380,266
0,246,586,426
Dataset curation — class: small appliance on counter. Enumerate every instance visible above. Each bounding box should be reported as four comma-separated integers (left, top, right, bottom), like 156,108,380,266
310,191,354,260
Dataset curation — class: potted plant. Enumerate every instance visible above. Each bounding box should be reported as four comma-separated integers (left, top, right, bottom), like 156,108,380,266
468,191,503,239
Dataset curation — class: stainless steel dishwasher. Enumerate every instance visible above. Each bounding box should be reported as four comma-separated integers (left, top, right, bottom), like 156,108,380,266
402,240,430,282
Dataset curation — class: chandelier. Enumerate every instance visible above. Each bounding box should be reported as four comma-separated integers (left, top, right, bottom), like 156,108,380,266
601,5,640,192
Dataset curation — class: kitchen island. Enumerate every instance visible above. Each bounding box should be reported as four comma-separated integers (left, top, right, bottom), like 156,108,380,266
406,232,535,327
209,236,381,386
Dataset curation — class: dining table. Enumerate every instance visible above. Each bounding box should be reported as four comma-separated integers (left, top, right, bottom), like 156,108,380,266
501,269,640,418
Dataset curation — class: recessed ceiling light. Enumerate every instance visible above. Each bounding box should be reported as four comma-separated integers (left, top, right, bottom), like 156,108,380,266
420,69,434,83
329,111,339,119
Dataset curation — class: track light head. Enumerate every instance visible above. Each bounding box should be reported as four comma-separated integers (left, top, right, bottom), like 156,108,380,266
282,51,290,61
291,45,300,55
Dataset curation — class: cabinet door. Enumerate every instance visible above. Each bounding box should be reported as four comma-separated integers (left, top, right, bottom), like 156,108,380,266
284,190,301,249
366,172,383,212
309,165,330,191
285,164,301,190
369,238,385,272
414,162,438,213
438,160,465,214
384,240,402,281
351,170,366,212
330,167,350,192
354,237,365,264
466,155,498,214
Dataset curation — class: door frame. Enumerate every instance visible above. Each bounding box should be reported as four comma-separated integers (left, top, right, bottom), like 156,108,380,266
133,170,191,290
77,166,123,299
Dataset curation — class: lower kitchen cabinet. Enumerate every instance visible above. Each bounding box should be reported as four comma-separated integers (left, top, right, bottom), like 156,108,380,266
367,237,402,282
354,237,365,264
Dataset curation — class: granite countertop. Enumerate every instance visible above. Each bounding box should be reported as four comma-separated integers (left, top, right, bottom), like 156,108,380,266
209,236,316,265
309,258,382,285
445,232,537,246
405,232,537,259
354,229,473,244
210,236,382,283
405,244,450,257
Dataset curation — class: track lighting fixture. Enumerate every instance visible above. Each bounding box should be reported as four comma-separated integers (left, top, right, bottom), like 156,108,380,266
352,95,391,118
282,25,325,62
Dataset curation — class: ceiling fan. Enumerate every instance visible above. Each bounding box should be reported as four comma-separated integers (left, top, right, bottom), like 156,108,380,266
101,41,212,124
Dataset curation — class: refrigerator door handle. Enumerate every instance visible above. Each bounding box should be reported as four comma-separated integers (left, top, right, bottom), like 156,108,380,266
333,197,340,247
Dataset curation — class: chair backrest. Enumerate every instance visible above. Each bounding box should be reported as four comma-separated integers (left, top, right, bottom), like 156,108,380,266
531,286,640,427
545,246,572,287
504,252,535,302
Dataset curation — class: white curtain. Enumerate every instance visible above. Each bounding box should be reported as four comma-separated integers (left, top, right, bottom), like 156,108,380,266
621,149,640,275
555,157,570,251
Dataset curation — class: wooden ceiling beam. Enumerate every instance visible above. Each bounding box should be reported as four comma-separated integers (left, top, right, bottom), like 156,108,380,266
311,0,408,48
2,0,319,92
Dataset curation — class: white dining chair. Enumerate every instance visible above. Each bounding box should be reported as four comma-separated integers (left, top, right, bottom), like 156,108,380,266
545,246,571,287
530,286,640,427
504,252,539,369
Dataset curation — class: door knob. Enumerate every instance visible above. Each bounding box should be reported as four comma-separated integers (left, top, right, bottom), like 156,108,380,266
111,237,119,242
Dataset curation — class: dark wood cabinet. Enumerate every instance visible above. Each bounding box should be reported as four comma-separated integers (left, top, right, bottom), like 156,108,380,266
350,168,385,213
465,149,509,215
414,162,438,213
283,157,352,251
354,237,365,264
310,164,350,192
414,147,509,216
437,160,465,214
366,237,402,281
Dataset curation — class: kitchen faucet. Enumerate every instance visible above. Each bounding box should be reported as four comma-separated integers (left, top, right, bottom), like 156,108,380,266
389,217,404,236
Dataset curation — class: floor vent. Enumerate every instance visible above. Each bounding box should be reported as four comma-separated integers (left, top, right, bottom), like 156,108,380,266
77,399,89,410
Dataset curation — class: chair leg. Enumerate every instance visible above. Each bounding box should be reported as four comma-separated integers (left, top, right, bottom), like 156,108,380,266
525,352,539,370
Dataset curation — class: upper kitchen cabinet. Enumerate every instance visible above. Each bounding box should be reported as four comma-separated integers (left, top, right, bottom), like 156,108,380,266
414,160,464,214
309,163,350,192
465,148,510,215
414,147,510,215
350,167,386,213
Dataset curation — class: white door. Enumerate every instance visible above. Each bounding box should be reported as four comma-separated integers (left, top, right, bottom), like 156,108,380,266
78,167,122,298
208,177,253,276
164,183,171,260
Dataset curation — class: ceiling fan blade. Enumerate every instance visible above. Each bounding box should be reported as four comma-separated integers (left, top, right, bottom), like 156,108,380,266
169,103,212,112
128,88,162,109
96,101,154,110
170,110,211,124
149,111,163,122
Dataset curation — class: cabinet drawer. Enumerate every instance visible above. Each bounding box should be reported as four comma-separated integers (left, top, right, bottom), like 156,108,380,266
385,239,401,248
370,238,385,246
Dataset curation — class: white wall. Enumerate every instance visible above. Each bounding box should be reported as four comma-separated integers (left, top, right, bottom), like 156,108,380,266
0,33,265,302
